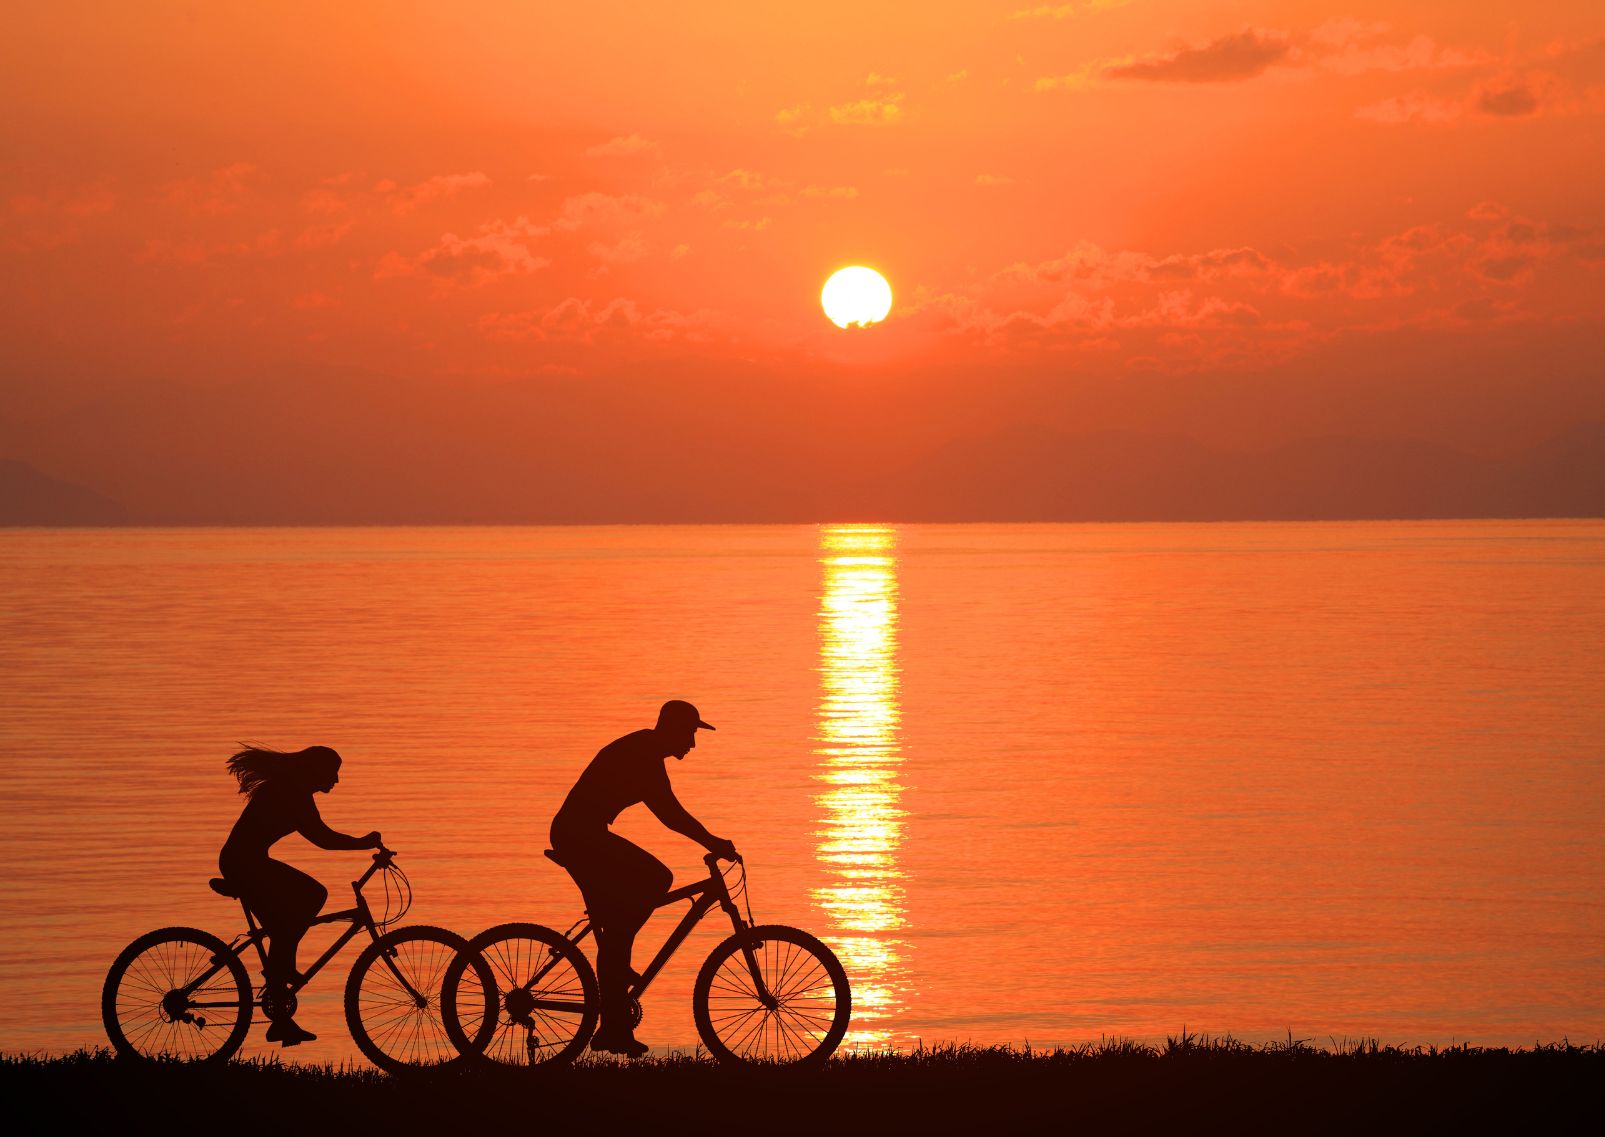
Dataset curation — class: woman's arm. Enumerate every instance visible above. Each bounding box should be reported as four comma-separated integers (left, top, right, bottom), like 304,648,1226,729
297,797,381,851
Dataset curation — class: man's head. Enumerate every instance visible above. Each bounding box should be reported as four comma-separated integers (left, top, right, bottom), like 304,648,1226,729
655,699,715,759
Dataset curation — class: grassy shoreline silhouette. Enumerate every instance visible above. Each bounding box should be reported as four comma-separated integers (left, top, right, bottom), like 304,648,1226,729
6,1038,1598,1134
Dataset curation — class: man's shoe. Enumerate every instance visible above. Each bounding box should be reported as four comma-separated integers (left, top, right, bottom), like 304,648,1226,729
268,1019,317,1047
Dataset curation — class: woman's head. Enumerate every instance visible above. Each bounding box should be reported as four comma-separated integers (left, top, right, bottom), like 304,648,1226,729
227,744,343,797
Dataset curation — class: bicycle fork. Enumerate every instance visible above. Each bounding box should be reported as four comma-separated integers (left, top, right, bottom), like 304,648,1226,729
377,943,430,1009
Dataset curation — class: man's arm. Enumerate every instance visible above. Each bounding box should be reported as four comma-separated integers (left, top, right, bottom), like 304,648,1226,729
644,779,735,858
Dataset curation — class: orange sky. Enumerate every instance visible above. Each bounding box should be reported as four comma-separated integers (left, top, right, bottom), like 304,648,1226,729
3,2,1603,521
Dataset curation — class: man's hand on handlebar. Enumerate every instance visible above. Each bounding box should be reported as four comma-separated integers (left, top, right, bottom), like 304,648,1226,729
707,837,739,862
360,831,384,850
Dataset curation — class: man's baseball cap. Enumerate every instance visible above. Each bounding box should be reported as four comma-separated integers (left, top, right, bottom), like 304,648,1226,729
658,699,716,731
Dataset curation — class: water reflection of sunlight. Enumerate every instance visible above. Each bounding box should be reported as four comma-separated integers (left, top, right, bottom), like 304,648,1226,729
814,525,911,1049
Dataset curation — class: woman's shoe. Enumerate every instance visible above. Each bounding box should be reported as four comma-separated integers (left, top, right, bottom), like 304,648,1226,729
589,1030,649,1058
265,1018,318,1046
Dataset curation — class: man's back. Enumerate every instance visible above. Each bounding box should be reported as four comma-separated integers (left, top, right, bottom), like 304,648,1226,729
553,729,672,833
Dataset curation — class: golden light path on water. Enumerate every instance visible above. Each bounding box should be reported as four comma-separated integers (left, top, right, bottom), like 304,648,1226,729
813,524,911,1048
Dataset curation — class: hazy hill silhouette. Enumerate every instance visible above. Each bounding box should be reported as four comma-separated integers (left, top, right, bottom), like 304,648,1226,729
1,369,1600,524
0,459,127,525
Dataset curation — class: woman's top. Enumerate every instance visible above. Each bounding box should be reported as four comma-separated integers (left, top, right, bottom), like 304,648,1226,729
220,781,321,870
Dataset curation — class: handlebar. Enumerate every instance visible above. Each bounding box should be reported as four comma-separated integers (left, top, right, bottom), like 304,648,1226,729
703,850,742,869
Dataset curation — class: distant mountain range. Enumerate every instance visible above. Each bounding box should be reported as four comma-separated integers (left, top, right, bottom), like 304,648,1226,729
0,460,127,525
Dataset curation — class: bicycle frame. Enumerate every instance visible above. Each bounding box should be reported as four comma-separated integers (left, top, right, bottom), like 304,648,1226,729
182,853,423,1009
520,854,770,1011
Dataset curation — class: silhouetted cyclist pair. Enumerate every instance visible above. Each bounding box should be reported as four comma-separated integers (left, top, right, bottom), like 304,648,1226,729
209,700,732,1056
105,697,849,1066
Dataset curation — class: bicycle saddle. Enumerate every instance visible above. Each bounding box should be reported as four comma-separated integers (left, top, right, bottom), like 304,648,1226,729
542,848,571,868
208,877,242,899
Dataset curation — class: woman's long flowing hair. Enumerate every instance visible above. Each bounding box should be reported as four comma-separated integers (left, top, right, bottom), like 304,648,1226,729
227,744,339,797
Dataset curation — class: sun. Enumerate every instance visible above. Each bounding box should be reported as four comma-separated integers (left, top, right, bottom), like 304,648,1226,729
821,266,893,329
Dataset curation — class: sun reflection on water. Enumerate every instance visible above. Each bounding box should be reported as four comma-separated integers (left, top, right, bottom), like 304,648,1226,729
813,525,911,1048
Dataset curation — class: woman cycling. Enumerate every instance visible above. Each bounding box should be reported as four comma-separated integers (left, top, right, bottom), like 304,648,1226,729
219,744,382,1047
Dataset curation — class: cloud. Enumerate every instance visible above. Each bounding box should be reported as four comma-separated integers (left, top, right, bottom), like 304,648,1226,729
385,171,492,214
975,174,1014,187
1310,21,1488,75
1464,213,1596,284
585,134,660,158
799,185,859,199
1354,92,1462,125
1008,1,1129,19
1356,72,1574,126
775,105,811,135
1473,74,1547,117
375,216,549,285
1106,29,1291,83
139,228,284,266
162,163,257,214
828,94,904,125
479,297,714,344
1043,24,1492,93
1127,290,1264,329
554,192,667,231
293,222,351,250
721,169,768,189
1002,242,1274,287
1034,64,1105,92
588,232,649,264
4,184,118,249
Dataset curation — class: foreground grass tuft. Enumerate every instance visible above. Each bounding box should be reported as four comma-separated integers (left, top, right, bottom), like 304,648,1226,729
6,1039,1600,1135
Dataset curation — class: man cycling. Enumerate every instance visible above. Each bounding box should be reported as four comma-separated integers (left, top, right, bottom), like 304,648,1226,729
549,699,736,1057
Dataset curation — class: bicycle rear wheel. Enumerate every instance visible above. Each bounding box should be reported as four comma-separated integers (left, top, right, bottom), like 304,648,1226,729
441,922,598,1068
102,926,253,1064
345,925,490,1073
693,925,851,1066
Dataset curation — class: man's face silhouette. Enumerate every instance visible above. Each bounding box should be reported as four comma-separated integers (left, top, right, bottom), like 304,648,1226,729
664,727,697,760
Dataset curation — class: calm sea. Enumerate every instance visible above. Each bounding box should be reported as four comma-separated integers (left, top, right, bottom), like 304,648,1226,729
1,521,1602,1063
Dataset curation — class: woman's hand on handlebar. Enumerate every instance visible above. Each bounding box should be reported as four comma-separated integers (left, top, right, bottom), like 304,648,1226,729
360,831,384,851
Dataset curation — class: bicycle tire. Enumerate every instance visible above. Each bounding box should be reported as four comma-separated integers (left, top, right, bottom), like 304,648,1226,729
102,926,253,1064
693,924,851,1066
344,924,489,1073
441,922,599,1069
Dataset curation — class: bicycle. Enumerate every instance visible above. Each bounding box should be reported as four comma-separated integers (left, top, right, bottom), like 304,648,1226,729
101,848,495,1073
440,851,851,1067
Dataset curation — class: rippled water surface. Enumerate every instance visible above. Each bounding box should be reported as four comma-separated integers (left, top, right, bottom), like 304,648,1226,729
2,521,1602,1062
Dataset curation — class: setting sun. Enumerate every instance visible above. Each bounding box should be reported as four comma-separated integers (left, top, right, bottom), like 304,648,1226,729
821,266,893,329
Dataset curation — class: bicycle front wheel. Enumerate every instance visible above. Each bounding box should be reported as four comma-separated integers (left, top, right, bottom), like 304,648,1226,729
693,924,851,1066
441,922,598,1068
102,926,253,1064
345,925,487,1073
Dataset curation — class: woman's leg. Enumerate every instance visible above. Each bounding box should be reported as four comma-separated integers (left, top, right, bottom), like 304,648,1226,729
258,861,327,987
243,860,327,1038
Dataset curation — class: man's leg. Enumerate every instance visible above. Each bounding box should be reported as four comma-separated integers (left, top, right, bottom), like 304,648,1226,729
593,902,652,1045
589,836,671,1053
